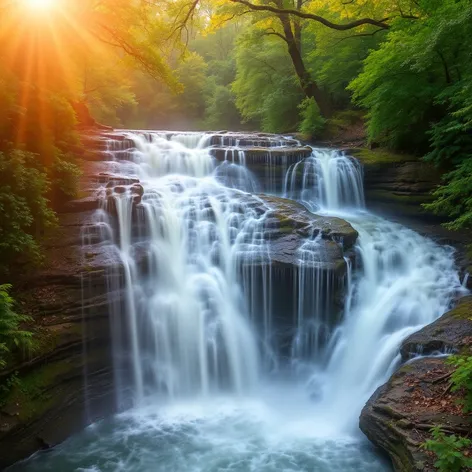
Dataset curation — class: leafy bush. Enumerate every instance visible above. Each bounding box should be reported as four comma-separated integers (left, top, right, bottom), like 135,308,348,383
298,98,326,139
0,285,33,368
423,81,472,229
0,150,57,274
448,355,472,413
350,1,472,153
422,427,472,472
203,85,241,130
51,154,82,199
424,159,472,230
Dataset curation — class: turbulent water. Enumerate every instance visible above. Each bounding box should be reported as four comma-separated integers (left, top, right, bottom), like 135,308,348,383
10,131,466,471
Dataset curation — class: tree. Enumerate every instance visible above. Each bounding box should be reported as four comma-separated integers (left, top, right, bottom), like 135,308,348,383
232,30,303,132
173,0,420,117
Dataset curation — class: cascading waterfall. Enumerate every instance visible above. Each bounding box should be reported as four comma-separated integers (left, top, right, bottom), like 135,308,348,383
103,134,268,402
12,131,467,472
284,149,365,211
318,215,462,431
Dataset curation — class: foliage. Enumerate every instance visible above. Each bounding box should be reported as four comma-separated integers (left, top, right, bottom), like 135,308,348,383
0,150,57,273
350,1,472,148
422,426,472,472
0,372,20,406
0,285,33,368
424,159,472,230
204,85,241,130
447,355,472,413
233,31,303,132
423,80,472,229
298,98,326,139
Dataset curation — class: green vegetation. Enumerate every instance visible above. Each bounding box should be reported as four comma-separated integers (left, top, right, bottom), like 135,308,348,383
422,354,472,471
0,361,72,420
422,426,472,472
0,285,33,368
448,355,472,413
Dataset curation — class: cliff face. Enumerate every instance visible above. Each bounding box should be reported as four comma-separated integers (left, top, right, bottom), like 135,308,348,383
360,297,472,472
0,157,119,469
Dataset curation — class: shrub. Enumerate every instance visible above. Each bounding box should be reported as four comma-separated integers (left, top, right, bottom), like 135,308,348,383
298,97,326,140
448,355,472,413
0,149,57,274
422,427,472,472
0,285,33,368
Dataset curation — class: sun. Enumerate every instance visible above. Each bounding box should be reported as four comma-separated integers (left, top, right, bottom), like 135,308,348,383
23,0,56,10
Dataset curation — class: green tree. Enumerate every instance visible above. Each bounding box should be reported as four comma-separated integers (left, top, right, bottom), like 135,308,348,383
233,30,303,132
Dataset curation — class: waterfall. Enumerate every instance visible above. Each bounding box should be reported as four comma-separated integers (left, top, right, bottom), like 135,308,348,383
13,131,467,472
316,215,463,431
102,133,268,402
284,149,365,211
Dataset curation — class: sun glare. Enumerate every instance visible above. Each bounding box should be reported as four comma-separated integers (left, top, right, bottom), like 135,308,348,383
24,0,55,10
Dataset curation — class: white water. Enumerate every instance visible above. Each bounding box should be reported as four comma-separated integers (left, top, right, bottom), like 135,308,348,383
10,131,466,472
283,150,365,211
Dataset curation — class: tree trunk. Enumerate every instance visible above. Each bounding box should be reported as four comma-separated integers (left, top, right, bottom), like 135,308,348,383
277,12,332,117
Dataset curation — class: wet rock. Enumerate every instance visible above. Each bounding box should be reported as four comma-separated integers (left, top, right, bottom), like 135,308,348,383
99,174,139,186
210,146,312,166
260,195,358,250
401,296,472,359
360,298,472,472
114,185,127,194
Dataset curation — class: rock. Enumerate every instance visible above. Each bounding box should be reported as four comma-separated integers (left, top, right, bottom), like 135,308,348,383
210,146,312,165
360,298,472,472
0,159,123,469
260,195,358,250
401,296,472,359
114,185,127,194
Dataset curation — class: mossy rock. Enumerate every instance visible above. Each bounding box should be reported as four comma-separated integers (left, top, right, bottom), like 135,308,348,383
1,360,75,421
349,148,414,165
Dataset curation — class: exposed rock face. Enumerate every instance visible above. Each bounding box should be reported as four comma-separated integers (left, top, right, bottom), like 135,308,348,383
349,150,441,216
401,296,472,359
360,297,472,472
0,160,122,469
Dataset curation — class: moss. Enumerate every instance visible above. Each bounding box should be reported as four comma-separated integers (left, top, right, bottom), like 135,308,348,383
350,148,414,165
450,299,472,320
398,364,414,374
33,327,61,358
278,226,294,234
2,360,73,421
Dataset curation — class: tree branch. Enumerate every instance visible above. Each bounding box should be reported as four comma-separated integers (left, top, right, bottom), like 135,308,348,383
334,28,386,44
229,0,391,30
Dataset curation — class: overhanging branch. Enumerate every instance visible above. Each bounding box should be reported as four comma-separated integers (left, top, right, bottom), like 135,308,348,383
230,0,391,30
